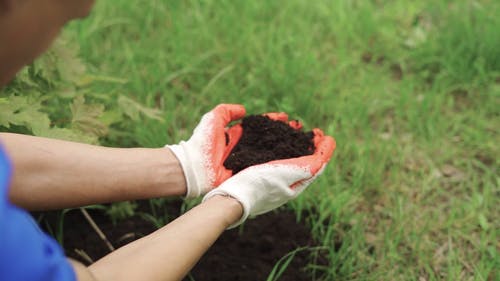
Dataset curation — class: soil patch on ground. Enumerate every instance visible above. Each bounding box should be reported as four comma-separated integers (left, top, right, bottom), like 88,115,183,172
224,115,315,174
36,200,327,280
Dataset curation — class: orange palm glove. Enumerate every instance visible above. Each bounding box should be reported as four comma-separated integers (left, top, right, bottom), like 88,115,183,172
166,104,245,198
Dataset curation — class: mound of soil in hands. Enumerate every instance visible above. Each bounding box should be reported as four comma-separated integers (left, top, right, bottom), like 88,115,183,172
36,200,327,281
224,115,315,174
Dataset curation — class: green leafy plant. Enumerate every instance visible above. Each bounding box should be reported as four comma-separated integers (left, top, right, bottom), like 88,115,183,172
105,201,138,225
0,37,164,146
138,198,179,229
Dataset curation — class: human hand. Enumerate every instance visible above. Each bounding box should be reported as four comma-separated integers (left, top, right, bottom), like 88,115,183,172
166,104,246,198
202,116,336,228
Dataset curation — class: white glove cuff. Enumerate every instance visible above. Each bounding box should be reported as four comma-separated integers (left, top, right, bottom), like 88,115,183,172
203,188,250,229
166,143,201,198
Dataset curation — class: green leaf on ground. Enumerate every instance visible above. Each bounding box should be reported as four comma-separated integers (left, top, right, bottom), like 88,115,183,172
70,95,108,137
0,94,50,134
118,96,163,122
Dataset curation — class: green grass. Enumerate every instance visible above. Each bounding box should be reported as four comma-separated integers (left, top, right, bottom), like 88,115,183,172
3,0,499,280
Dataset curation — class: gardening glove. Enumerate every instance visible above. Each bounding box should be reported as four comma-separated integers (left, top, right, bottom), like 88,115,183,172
202,120,336,229
166,104,246,198
263,112,303,130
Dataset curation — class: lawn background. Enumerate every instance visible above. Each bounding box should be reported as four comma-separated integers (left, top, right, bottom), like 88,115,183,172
1,0,498,280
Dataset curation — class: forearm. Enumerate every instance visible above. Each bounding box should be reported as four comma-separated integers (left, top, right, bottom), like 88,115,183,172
87,195,243,281
0,133,186,210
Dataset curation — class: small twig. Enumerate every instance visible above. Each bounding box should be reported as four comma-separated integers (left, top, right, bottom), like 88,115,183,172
80,208,115,252
74,249,94,265
117,232,136,244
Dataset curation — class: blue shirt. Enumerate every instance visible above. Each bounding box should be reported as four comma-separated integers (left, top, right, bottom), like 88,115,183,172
0,145,76,281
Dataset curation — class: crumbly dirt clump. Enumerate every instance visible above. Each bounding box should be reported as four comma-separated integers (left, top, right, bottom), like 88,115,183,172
224,115,315,174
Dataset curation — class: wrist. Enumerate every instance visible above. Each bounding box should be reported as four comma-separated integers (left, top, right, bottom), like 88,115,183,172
204,194,243,228
150,148,187,197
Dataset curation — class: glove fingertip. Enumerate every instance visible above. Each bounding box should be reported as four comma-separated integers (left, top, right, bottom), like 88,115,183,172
221,104,246,121
289,120,303,130
311,128,325,146
315,135,336,162
264,112,289,122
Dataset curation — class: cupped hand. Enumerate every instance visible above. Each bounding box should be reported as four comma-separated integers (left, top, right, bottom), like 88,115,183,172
167,104,245,198
203,114,336,228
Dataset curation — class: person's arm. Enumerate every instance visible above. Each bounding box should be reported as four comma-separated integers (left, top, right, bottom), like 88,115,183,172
71,195,242,281
0,104,246,210
0,132,186,210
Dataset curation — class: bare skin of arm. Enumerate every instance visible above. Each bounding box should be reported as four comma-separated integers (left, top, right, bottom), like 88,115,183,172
0,133,187,210
72,195,243,281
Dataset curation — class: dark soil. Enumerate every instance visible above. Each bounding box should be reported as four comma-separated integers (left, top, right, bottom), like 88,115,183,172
36,200,327,281
224,115,315,174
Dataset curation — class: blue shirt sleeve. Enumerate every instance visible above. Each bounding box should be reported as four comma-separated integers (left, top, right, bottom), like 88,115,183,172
0,144,76,281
